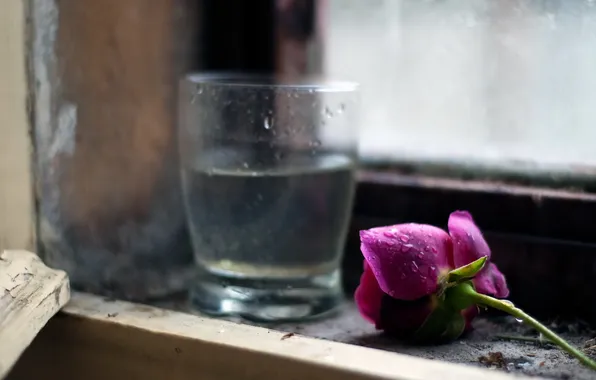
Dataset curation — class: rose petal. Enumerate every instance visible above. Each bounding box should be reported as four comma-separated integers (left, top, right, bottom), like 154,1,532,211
448,211,491,267
360,224,452,300
377,295,434,337
474,263,510,298
489,263,510,298
354,261,384,324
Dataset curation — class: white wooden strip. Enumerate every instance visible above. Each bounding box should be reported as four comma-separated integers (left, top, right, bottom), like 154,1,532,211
0,1,36,252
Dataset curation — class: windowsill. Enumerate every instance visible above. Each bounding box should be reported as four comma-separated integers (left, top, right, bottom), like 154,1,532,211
8,291,594,380
8,292,522,380
153,294,594,379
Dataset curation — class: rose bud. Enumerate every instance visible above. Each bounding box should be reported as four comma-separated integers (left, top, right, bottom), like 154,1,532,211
354,212,596,372
355,211,508,343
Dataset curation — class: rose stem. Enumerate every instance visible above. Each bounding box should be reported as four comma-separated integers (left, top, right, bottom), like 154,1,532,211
465,290,596,371
494,334,553,346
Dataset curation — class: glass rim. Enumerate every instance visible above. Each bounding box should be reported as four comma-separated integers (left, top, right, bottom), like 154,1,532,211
182,72,359,93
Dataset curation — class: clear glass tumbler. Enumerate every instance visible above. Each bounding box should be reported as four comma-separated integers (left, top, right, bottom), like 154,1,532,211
178,73,359,321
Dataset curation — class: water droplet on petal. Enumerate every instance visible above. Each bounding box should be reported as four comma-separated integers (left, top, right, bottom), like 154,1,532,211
417,252,424,259
411,262,419,273
383,231,394,238
430,247,438,254
399,235,409,242
400,272,407,279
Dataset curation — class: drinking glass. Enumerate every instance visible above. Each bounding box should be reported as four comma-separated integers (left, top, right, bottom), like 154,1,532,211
178,73,359,321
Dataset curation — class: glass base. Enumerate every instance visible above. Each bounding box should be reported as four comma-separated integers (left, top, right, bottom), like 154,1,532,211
189,269,344,322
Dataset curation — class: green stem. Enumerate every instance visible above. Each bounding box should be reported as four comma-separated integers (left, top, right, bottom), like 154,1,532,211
466,290,596,371
494,334,553,346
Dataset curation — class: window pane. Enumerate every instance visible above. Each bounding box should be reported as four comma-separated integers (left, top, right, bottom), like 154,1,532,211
324,0,596,174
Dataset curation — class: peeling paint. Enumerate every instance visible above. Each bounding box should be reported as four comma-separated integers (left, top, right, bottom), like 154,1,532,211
50,102,77,157
31,0,59,160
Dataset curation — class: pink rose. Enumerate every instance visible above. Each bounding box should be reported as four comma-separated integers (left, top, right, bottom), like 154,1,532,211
355,211,509,341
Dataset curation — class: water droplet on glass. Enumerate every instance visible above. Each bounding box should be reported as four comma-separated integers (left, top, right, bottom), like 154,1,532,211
309,140,322,147
242,162,249,168
264,117,274,130
337,103,346,114
324,107,334,118
191,90,202,104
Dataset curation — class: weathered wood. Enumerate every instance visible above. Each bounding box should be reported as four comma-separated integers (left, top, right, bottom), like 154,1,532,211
30,0,199,300
0,250,70,379
9,292,530,380
0,0,36,251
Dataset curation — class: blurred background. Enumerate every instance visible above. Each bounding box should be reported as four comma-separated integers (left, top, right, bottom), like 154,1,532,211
326,0,596,176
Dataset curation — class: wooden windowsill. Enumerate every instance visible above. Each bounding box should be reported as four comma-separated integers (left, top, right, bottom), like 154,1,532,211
8,292,532,380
